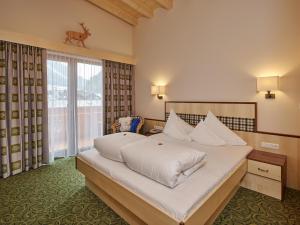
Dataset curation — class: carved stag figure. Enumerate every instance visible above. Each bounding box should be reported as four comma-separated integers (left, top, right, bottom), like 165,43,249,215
65,23,91,48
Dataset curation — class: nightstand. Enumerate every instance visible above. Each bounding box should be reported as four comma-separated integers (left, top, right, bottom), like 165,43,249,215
241,150,287,200
144,131,162,136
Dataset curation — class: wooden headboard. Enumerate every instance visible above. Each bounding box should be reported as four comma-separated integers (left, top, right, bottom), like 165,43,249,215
165,101,257,132
144,101,300,191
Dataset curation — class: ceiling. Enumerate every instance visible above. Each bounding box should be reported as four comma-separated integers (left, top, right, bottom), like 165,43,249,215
86,0,173,26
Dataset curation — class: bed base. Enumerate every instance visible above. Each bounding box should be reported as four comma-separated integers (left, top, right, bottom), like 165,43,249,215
85,178,146,225
76,156,247,225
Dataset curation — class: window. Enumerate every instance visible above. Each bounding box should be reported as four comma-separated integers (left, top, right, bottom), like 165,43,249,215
47,52,102,161
77,62,103,150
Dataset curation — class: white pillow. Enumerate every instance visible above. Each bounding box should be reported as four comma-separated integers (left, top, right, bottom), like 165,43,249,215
119,117,132,132
173,111,194,134
163,110,194,141
203,111,247,146
94,132,146,162
189,120,226,146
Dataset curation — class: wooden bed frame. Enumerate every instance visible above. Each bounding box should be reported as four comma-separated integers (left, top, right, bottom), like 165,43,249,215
76,101,256,225
76,157,247,225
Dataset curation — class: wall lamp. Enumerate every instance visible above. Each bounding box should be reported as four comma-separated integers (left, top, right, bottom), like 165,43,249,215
151,85,166,100
257,76,279,99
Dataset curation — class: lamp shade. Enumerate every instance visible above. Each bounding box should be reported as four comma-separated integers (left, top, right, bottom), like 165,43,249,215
151,85,159,95
158,86,166,95
257,76,279,91
151,85,165,95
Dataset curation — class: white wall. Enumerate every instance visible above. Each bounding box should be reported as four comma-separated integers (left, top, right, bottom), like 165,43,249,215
0,0,133,56
134,0,300,135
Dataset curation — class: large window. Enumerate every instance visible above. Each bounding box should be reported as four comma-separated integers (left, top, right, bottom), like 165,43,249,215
47,53,102,161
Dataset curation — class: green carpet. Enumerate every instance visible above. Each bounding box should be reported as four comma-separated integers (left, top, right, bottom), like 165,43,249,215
0,158,299,225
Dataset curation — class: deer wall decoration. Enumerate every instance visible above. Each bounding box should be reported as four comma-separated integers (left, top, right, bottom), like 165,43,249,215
64,23,91,48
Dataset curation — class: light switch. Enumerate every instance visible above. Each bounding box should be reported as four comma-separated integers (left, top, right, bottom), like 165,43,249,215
261,142,280,150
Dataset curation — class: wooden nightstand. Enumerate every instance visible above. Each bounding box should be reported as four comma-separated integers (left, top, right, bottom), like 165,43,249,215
241,150,287,200
144,131,162,136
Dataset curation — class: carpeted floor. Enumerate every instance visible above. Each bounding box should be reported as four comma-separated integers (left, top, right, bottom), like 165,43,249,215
0,158,299,225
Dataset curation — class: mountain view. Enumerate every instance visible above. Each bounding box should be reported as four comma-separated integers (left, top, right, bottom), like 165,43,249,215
47,62,103,93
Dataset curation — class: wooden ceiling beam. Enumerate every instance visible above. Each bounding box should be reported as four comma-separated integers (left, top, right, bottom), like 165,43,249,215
153,0,173,9
86,0,173,26
120,0,153,18
87,0,138,26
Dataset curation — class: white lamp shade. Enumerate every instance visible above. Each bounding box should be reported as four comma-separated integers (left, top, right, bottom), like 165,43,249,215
151,85,159,95
151,85,166,95
257,76,279,91
158,86,166,95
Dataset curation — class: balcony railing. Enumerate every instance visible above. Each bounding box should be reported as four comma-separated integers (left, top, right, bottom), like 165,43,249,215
48,105,103,153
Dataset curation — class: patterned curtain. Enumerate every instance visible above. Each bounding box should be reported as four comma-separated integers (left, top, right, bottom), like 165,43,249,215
0,41,48,178
104,60,135,134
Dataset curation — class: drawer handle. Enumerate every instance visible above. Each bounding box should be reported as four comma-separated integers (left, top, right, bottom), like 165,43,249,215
258,168,269,173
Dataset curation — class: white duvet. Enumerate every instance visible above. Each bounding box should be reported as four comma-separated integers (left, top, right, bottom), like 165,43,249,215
94,132,146,162
121,138,207,188
81,133,252,220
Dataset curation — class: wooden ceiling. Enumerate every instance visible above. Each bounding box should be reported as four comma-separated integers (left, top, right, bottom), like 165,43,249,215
86,0,173,26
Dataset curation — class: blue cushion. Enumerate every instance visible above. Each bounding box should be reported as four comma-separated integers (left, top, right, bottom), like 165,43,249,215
130,118,141,133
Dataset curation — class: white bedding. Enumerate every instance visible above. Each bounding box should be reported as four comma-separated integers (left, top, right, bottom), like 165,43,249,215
94,132,146,162
121,138,207,188
79,133,252,221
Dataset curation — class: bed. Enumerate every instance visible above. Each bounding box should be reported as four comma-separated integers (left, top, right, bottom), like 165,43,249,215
76,101,256,225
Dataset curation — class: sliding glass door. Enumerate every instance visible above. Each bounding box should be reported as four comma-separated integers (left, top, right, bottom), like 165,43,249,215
47,53,102,161
77,62,103,151
47,59,69,159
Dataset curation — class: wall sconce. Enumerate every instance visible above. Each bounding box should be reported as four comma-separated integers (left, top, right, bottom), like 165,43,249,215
257,76,279,99
151,85,166,100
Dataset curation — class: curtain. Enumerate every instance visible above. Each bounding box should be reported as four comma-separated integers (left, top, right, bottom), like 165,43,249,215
47,52,103,162
0,41,48,178
76,60,103,151
47,53,75,162
104,60,135,134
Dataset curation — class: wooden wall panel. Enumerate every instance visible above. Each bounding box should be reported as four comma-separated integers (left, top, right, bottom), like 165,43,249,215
236,131,299,190
143,119,300,190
